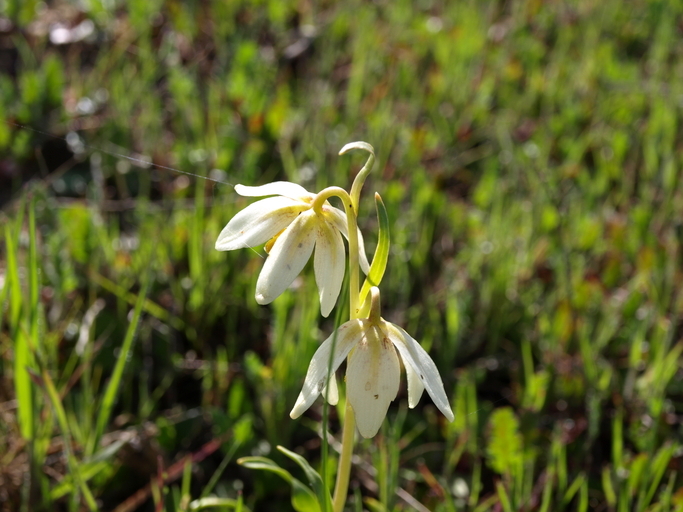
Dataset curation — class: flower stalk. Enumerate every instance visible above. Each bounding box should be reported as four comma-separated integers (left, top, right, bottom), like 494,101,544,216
312,186,360,319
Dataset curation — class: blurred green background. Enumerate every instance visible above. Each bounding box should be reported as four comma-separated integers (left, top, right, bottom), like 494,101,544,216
1,0,682,511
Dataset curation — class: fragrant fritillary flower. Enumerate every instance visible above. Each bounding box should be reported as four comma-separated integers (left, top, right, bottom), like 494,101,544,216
290,287,454,438
215,181,369,317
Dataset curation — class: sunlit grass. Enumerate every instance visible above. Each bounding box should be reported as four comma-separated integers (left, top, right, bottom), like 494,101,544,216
1,0,683,510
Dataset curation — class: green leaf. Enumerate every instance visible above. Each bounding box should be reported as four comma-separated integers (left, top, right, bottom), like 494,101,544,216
277,446,333,512
238,456,320,512
359,193,390,306
189,497,252,512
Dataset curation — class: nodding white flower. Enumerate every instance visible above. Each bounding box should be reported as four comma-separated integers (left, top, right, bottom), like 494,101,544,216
290,287,454,438
215,181,369,317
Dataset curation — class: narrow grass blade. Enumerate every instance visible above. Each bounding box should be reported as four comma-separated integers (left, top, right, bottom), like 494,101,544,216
639,444,676,512
42,369,98,511
200,435,241,498
28,198,39,344
90,271,184,331
495,481,514,512
94,277,149,448
6,223,33,440
563,472,586,507
50,437,128,499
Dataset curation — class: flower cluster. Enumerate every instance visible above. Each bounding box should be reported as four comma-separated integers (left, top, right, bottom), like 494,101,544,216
216,143,453,438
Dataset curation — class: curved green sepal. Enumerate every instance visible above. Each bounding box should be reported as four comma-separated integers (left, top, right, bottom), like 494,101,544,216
277,445,333,512
359,193,390,306
237,456,320,512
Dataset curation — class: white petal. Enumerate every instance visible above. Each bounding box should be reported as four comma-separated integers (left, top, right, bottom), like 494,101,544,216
325,207,370,274
404,359,425,409
235,182,313,201
255,211,317,304
386,322,454,422
346,324,400,438
290,320,365,418
215,196,307,251
314,217,346,317
321,374,339,406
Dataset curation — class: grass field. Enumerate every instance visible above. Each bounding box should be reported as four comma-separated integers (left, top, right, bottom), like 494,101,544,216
1,0,683,511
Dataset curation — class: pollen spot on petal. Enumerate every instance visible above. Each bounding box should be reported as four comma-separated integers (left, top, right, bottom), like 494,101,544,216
365,382,371,391
420,374,424,379
382,337,391,348
298,243,303,248
374,394,379,399
318,380,325,392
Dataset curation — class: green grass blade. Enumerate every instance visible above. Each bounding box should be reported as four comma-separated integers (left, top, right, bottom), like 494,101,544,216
6,222,33,440
640,444,675,511
495,481,514,512
93,276,150,448
50,437,128,499
602,466,617,508
90,271,184,331
200,435,241,498
28,198,39,344
5,223,22,330
563,472,585,507
42,370,98,511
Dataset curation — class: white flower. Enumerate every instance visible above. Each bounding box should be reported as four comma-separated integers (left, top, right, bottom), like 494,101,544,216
290,288,454,438
215,181,369,317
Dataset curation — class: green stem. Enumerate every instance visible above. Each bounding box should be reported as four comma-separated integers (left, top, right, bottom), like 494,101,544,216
332,404,356,512
313,185,360,512
316,144,374,510
340,142,376,211
312,187,360,318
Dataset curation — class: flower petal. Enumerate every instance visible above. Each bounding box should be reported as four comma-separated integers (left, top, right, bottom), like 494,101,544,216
321,374,339,406
385,322,454,422
325,207,370,274
346,324,400,438
215,196,307,251
235,182,313,201
290,320,364,419
255,211,317,304
314,216,346,317
403,359,425,408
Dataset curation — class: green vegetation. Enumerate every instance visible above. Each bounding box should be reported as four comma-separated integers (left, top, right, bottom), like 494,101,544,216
1,0,682,510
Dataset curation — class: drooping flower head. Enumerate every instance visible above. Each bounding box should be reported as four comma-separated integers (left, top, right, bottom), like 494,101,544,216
215,181,369,317
290,287,454,438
